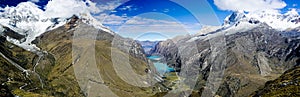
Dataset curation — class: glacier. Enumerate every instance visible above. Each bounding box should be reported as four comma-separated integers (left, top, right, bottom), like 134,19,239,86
224,9,300,31
0,1,113,52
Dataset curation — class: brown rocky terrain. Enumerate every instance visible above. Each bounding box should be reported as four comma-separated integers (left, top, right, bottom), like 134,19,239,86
0,16,161,97
150,24,300,97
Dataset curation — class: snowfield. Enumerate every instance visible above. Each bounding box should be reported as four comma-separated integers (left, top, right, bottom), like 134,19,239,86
0,1,113,52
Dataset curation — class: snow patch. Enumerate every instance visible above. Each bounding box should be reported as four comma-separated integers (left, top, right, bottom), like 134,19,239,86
224,21,260,35
0,0,112,52
224,9,300,31
187,26,221,42
0,2,67,51
80,13,114,35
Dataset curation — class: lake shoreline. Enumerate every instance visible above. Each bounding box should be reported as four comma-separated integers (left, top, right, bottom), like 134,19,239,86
147,55,175,76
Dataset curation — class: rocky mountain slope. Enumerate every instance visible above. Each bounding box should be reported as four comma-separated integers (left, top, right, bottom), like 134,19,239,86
0,2,112,53
150,11,300,97
137,40,160,56
1,1,300,97
0,14,161,97
251,66,300,97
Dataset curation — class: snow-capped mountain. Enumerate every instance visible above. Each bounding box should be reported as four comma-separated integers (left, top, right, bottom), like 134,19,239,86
0,2,66,52
0,2,113,52
80,13,114,35
224,9,300,31
190,9,300,43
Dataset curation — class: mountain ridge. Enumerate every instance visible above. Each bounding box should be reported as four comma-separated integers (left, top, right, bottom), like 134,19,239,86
223,9,300,31
0,2,113,53
149,11,300,96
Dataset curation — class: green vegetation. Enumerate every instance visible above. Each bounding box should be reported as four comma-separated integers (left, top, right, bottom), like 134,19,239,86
0,21,158,96
251,66,300,97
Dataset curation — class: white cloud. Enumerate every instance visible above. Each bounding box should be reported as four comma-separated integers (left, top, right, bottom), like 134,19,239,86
97,14,201,38
125,17,179,25
285,8,299,16
119,5,133,11
96,14,128,25
29,0,40,3
163,9,170,13
214,0,287,12
293,4,298,7
85,0,101,13
100,14,179,26
97,1,121,12
117,21,201,40
44,0,101,18
1,0,106,19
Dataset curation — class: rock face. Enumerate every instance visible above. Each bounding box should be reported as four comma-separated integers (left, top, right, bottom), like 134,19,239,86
150,39,181,71
0,34,49,96
0,16,159,97
150,23,300,96
251,66,300,97
0,26,25,41
137,40,160,56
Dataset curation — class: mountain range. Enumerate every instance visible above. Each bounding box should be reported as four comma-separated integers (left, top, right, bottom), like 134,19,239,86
149,9,300,97
0,1,300,97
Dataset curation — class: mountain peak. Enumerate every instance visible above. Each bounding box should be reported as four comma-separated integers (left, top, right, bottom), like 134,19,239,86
1,2,44,21
223,10,246,26
79,13,114,35
223,9,300,31
284,8,299,17
0,1,114,52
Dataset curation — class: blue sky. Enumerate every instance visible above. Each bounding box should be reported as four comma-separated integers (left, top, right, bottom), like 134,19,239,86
98,0,300,40
1,0,300,40
2,0,298,23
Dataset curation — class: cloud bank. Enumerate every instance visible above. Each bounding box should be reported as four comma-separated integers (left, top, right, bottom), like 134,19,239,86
100,13,201,38
29,0,40,3
213,0,287,12
44,0,100,18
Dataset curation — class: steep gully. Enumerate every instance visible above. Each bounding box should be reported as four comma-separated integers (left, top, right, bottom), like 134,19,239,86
0,49,46,89
0,27,46,90
0,52,44,89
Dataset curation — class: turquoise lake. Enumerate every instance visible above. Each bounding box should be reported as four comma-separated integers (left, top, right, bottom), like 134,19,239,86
147,56,175,75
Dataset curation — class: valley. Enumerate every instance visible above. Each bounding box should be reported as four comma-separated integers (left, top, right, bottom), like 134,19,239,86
0,0,300,97
147,55,175,75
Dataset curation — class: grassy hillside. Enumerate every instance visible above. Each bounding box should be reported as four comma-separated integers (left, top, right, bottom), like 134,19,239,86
0,18,158,96
251,66,300,97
